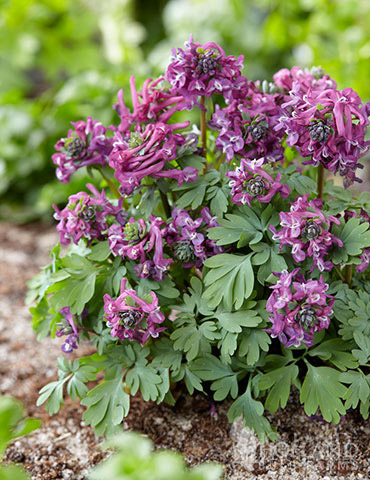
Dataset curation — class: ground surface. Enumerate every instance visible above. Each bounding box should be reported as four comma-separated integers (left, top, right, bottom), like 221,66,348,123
0,222,369,480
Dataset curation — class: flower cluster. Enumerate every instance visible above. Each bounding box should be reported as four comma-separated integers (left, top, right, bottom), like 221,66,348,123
53,184,125,246
109,122,198,195
108,216,171,281
270,195,342,272
103,278,165,344
56,307,80,353
266,269,334,348
52,117,114,183
226,157,290,206
211,83,285,163
277,79,370,187
114,76,187,131
166,207,223,268
165,35,245,106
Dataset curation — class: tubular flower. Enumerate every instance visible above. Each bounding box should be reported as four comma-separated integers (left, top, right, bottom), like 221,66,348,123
114,76,187,132
270,195,343,272
103,278,166,344
53,184,125,246
166,207,223,268
109,122,197,195
273,66,336,95
108,215,171,281
226,157,290,206
165,35,245,106
277,84,370,187
210,82,285,163
266,269,334,348
56,307,80,353
52,117,114,183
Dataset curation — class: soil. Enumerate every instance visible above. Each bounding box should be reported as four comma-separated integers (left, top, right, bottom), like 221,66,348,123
0,222,369,480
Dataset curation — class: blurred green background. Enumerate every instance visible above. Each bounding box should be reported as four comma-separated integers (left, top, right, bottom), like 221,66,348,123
0,0,369,222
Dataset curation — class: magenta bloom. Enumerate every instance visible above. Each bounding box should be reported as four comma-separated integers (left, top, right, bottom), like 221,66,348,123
266,269,334,348
277,84,369,187
166,207,223,268
165,36,245,106
226,157,290,206
108,215,171,281
53,184,125,246
56,307,79,353
114,76,187,132
211,82,285,162
273,66,336,94
270,195,342,272
109,122,197,195
103,278,166,344
52,117,114,183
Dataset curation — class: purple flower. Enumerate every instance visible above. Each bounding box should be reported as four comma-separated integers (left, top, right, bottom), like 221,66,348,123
109,122,197,195
114,76,187,132
277,84,369,187
210,82,285,162
266,269,334,348
270,195,343,272
226,157,290,206
166,207,223,268
103,278,166,344
52,117,114,183
56,307,80,353
165,36,245,106
108,215,171,280
53,184,125,246
273,66,336,94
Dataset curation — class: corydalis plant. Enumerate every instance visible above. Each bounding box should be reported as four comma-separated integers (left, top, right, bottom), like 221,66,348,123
29,37,370,443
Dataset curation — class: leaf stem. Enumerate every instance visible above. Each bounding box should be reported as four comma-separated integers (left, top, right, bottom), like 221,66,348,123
96,166,121,200
345,264,353,287
317,164,324,199
159,190,171,218
200,96,207,159
334,266,345,282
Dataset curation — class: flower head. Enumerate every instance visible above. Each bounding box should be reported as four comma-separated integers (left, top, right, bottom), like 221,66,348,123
56,307,80,353
103,278,166,344
226,157,290,206
109,122,197,195
166,207,223,268
266,269,334,348
52,117,114,183
53,184,125,246
108,215,171,281
165,36,245,106
270,195,342,272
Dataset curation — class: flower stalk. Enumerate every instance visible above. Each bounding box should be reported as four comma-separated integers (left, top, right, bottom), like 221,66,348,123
200,96,207,159
317,164,324,199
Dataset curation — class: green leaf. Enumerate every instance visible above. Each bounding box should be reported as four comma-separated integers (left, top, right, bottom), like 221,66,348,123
340,370,370,417
259,364,299,413
190,354,240,400
203,254,254,310
81,374,130,437
238,329,271,365
308,338,359,371
87,241,111,261
214,309,262,333
207,214,257,246
286,172,317,196
37,377,70,416
125,365,163,402
227,383,278,443
300,363,347,422
332,217,370,264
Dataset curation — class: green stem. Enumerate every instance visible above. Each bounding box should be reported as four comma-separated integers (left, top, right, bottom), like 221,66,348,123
317,164,324,199
200,96,207,159
334,266,345,282
345,264,353,287
159,190,171,218
96,166,121,200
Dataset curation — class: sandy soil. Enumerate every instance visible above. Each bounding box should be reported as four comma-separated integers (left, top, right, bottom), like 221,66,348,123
0,222,369,480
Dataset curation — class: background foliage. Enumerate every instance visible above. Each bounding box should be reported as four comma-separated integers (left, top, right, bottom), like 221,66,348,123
1,0,369,221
